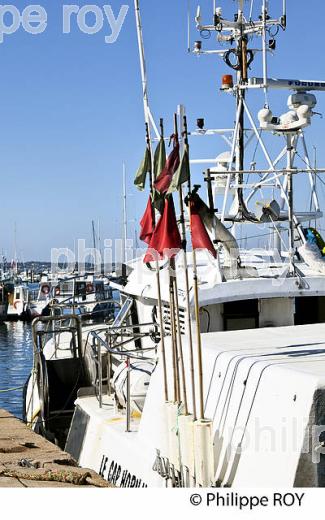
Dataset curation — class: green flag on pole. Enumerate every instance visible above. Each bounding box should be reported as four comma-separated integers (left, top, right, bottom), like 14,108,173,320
134,147,152,191
153,137,166,180
167,144,190,194
152,188,164,214
152,137,167,213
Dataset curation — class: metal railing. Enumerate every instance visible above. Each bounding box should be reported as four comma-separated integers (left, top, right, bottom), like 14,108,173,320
89,329,157,432
32,314,84,360
31,302,160,433
49,298,120,319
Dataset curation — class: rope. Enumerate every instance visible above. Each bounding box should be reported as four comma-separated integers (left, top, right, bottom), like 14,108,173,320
0,385,25,393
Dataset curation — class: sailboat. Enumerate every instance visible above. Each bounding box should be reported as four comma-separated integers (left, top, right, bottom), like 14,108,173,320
26,0,325,487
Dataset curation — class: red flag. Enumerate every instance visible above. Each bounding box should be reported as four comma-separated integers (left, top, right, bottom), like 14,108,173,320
190,196,217,258
154,137,180,195
144,196,181,263
139,196,155,244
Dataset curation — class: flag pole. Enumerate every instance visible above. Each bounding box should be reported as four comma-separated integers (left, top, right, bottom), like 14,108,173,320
145,122,169,403
134,0,159,139
167,116,181,405
184,136,205,422
172,113,188,415
179,112,197,421
134,0,169,403
169,262,181,404
191,229,205,421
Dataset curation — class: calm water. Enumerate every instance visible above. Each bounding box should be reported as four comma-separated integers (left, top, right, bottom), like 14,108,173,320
0,322,33,418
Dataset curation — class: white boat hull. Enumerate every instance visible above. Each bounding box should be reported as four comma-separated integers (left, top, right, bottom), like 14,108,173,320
65,324,325,487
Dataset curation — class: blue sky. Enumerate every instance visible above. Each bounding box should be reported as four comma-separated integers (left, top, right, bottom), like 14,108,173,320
0,0,325,261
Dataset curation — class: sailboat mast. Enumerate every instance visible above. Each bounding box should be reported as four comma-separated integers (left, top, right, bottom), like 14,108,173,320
122,163,128,266
92,220,97,251
13,221,18,275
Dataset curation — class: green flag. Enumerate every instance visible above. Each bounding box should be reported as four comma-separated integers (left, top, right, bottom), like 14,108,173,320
153,137,166,180
151,137,167,212
167,145,190,194
134,147,151,191
152,188,164,214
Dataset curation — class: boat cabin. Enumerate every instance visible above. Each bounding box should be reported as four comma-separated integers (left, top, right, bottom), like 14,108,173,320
200,296,325,333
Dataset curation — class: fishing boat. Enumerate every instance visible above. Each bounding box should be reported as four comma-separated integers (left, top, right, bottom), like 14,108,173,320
51,274,115,318
0,281,31,321
0,284,7,319
23,274,119,442
26,0,325,487
29,276,57,318
28,273,115,319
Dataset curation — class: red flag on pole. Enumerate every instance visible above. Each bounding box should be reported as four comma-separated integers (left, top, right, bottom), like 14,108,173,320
139,196,155,244
154,136,180,195
190,196,217,258
144,196,181,263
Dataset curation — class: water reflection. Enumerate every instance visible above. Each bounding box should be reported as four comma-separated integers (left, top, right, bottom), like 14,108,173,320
0,321,33,418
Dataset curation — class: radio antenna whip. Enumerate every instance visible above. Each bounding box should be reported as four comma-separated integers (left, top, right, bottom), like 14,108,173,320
134,0,159,139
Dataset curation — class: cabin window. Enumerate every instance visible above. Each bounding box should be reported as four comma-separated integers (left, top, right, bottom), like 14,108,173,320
61,282,73,295
15,292,20,300
223,299,259,331
95,283,104,294
105,286,113,300
75,282,87,297
295,296,325,325
259,298,295,328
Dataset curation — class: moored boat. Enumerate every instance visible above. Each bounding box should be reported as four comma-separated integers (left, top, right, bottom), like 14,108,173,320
0,282,31,321
25,0,325,488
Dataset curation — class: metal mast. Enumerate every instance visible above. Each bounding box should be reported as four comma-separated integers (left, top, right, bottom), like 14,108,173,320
237,1,246,213
122,163,128,267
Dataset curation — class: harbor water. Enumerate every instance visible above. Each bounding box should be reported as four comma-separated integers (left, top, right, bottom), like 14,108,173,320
0,322,33,418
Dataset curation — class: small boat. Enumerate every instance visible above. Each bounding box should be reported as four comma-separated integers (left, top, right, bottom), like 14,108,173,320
0,282,31,321
51,274,115,320
29,277,55,318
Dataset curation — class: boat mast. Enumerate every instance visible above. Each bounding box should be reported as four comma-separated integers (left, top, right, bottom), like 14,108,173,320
13,221,18,277
237,1,246,197
122,162,128,266
92,220,97,251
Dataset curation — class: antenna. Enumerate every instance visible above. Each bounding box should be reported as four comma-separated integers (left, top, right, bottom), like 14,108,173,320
282,0,287,27
249,0,255,20
187,0,191,52
195,5,201,25
134,0,159,140
262,0,268,89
